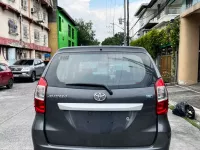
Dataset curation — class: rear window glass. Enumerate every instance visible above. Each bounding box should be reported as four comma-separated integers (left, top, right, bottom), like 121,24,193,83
14,60,33,65
45,52,157,89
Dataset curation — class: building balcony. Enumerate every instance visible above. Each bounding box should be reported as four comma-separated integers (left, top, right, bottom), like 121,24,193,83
157,14,179,24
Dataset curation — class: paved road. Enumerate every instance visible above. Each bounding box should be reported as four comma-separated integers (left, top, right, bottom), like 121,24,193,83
0,82,200,150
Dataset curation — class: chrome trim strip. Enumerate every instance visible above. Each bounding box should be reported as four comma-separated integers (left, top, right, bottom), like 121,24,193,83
58,103,143,111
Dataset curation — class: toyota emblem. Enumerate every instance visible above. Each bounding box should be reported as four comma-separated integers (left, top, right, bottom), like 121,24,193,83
94,92,107,102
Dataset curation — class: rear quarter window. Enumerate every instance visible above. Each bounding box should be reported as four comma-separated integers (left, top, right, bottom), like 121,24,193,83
45,52,157,89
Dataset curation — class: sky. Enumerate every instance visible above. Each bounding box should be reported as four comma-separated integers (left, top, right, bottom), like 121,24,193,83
58,0,150,42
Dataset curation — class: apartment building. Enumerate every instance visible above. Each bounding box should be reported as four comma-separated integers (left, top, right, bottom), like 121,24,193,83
0,0,52,65
134,0,181,38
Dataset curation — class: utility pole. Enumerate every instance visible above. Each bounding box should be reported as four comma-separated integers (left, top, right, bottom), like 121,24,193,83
127,0,129,46
110,23,115,36
124,0,127,46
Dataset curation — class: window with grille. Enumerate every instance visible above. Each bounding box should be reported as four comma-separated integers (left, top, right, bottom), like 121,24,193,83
72,28,74,39
68,25,71,37
8,19,18,35
68,40,71,47
44,35,47,46
21,0,27,11
59,16,62,32
43,11,46,21
23,25,28,39
34,30,40,42
8,0,15,2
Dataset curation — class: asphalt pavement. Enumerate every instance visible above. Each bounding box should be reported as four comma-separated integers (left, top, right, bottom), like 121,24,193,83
0,82,200,150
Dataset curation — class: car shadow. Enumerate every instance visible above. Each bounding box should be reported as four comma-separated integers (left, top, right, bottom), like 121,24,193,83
14,78,39,84
0,86,7,91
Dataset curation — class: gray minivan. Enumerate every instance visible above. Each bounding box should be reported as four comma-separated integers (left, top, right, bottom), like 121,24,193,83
32,46,171,150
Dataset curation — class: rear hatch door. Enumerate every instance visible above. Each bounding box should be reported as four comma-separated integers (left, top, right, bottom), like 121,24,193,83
44,50,158,147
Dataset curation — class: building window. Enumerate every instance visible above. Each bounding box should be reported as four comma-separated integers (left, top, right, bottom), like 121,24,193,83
34,30,40,42
157,4,161,19
33,0,39,13
186,0,193,8
43,11,46,21
72,42,74,47
72,28,74,39
8,0,15,2
8,19,18,36
68,40,71,47
21,0,27,11
43,34,47,46
23,25,29,39
68,25,71,37
59,16,62,32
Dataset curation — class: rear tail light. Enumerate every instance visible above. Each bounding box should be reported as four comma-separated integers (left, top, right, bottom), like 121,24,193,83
155,78,168,115
34,77,47,113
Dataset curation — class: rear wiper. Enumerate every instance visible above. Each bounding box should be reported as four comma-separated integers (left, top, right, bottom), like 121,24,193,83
65,83,113,95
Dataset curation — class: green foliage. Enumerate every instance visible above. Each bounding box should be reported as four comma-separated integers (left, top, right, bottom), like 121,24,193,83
102,32,124,45
130,19,180,58
75,19,100,46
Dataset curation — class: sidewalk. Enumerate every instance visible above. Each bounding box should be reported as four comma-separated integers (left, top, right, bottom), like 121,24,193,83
167,84,200,122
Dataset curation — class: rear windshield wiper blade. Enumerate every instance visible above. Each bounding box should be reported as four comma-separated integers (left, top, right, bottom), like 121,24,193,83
65,83,113,95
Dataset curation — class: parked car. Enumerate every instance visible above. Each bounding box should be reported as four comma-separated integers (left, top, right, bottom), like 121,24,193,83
32,46,171,150
0,63,14,89
9,59,45,82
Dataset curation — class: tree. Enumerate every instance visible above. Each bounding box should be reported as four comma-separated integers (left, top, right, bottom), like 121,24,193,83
130,19,180,58
75,19,100,46
102,32,124,45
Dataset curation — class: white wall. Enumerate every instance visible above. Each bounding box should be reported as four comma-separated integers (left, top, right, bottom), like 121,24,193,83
30,0,48,28
21,18,31,43
0,7,20,40
139,9,157,28
30,24,48,46
1,0,20,12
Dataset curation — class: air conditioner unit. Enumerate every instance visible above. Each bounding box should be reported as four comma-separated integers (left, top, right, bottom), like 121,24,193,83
31,8,35,13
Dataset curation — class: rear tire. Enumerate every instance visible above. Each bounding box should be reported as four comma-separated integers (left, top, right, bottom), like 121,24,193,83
31,72,36,82
6,79,13,89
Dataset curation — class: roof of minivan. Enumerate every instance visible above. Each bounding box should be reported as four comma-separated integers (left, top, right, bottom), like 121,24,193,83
58,46,147,53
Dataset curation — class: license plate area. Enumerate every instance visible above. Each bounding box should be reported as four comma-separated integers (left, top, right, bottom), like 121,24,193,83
13,74,20,77
64,111,136,134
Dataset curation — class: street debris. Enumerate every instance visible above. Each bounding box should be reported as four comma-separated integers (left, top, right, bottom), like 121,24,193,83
172,102,195,119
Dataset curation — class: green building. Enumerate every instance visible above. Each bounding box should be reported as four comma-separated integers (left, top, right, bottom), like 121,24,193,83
57,6,78,48
49,6,78,56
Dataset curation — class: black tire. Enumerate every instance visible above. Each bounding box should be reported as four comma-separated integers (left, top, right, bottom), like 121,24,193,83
31,72,36,82
6,79,13,89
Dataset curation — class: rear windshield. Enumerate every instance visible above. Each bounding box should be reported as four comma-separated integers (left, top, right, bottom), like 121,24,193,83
45,52,157,89
14,60,33,65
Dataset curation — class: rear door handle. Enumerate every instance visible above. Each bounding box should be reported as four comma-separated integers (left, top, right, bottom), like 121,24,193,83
57,103,143,111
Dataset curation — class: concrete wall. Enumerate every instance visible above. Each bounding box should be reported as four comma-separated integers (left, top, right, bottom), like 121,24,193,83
49,22,58,57
178,13,200,85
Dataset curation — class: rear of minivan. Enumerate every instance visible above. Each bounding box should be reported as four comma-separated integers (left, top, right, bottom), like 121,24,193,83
32,46,171,150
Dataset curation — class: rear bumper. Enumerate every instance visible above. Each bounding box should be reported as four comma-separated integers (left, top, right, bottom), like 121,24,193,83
32,114,171,150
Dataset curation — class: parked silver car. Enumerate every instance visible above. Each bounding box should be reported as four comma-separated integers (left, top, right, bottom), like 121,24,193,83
9,59,45,82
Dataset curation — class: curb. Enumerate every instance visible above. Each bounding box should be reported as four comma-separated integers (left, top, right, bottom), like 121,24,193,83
169,101,200,122
165,82,178,86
